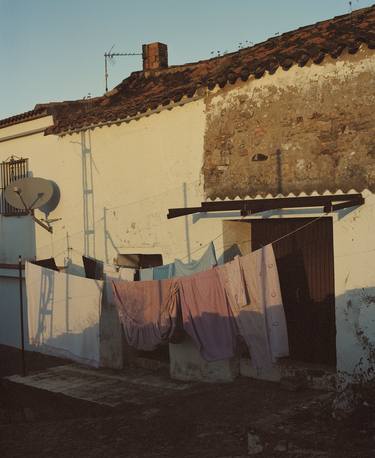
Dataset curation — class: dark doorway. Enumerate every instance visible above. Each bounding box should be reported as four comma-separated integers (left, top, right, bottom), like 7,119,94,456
251,218,336,367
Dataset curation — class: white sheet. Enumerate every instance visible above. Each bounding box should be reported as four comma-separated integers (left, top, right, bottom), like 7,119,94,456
25,261,103,367
218,245,289,371
261,244,289,360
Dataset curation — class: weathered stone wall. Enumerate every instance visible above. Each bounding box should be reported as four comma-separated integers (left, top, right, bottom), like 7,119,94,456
203,47,375,198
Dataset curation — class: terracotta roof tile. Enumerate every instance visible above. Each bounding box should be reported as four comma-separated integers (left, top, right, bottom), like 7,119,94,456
1,5,375,134
0,107,48,128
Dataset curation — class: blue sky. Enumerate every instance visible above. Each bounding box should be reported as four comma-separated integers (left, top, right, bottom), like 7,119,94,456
0,0,372,119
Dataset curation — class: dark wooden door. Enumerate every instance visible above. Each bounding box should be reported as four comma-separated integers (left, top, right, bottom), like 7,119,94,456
251,218,336,366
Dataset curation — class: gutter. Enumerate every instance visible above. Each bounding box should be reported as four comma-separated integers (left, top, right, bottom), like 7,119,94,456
0,127,47,143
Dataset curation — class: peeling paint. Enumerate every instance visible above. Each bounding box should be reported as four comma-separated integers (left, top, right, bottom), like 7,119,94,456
203,49,375,198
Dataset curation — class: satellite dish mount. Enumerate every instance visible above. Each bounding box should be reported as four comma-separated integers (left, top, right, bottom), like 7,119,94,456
4,177,60,233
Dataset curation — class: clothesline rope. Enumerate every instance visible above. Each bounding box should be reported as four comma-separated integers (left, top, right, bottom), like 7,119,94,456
58,214,327,273
260,214,327,246
39,187,361,257
177,214,327,264
177,215,247,262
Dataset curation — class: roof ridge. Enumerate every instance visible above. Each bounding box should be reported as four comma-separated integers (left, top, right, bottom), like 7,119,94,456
1,4,375,133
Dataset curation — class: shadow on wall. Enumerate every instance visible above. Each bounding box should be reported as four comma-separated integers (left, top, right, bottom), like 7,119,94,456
0,215,36,348
6,251,375,382
0,277,28,349
183,182,191,263
81,131,96,258
336,286,375,385
27,265,102,367
219,243,243,264
0,215,36,263
171,291,375,386
103,207,120,264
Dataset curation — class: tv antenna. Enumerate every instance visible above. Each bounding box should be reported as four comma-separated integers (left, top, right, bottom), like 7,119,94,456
348,0,360,13
104,45,142,92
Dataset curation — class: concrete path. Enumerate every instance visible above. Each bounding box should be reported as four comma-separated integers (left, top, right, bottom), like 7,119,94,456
6,364,192,407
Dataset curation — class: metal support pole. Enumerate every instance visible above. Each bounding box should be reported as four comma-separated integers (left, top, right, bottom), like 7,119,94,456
18,255,26,376
104,53,109,92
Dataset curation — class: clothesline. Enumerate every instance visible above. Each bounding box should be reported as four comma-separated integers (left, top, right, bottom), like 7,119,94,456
39,187,362,259
112,243,289,367
177,214,327,264
25,241,288,370
45,214,328,273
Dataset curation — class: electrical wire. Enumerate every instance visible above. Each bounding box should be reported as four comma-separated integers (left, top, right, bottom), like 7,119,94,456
52,213,329,273
36,192,367,266
106,179,200,211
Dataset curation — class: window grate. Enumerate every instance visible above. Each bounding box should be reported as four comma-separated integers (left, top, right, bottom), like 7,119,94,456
0,157,29,216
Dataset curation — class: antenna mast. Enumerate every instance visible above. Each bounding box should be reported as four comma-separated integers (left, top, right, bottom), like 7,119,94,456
104,45,142,92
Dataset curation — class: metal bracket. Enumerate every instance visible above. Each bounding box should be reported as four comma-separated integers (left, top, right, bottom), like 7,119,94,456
14,189,53,233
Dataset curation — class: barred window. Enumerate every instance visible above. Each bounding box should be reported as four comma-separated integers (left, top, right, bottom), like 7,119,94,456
0,156,29,216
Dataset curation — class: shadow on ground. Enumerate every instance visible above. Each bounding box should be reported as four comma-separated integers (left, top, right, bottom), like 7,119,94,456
1,345,375,458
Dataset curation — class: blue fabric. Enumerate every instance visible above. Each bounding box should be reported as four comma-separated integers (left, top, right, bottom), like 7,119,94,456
143,242,217,280
153,263,175,280
140,267,153,281
174,242,217,278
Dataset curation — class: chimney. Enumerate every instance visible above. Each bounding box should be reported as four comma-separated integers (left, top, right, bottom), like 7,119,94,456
142,42,168,71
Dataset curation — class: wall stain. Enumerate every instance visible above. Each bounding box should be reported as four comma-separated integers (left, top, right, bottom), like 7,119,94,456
203,50,375,198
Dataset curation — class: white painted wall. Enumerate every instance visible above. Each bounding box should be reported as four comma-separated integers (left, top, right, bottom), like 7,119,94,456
0,98,226,376
0,273,27,349
0,100,224,271
333,190,375,383
1,49,375,383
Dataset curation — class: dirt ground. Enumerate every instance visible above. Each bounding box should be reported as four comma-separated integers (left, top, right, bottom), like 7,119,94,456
0,345,374,458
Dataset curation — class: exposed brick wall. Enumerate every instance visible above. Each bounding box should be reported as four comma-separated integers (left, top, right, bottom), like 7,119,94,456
203,48,375,198
142,42,168,72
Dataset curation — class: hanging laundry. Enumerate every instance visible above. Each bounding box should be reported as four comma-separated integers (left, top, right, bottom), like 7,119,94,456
219,245,288,370
103,262,135,304
25,261,103,367
178,268,237,362
138,244,216,281
83,256,103,280
119,267,136,281
217,253,271,369
112,278,179,351
153,263,175,280
216,256,247,309
174,242,217,278
31,257,59,272
101,263,135,370
139,268,153,281
259,244,289,360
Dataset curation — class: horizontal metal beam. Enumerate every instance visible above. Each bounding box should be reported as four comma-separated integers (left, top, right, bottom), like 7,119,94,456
324,196,365,213
201,194,363,212
167,206,205,219
167,194,364,219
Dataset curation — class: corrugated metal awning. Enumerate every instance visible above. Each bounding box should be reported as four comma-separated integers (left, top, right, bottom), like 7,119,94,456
167,193,364,219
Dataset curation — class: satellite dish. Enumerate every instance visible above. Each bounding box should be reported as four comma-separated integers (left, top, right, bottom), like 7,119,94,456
40,181,60,215
4,177,59,212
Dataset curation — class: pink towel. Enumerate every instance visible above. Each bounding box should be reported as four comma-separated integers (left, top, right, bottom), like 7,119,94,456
178,269,237,362
112,278,178,351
